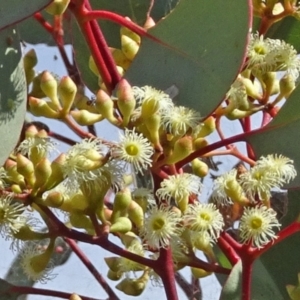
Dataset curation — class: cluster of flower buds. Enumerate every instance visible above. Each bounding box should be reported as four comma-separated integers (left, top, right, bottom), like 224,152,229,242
215,32,300,120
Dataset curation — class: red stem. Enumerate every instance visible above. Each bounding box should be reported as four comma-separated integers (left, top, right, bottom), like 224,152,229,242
10,285,100,300
218,235,240,266
241,258,253,300
65,238,119,300
156,247,179,300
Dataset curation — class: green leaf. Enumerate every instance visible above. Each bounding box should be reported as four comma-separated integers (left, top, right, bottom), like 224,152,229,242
265,17,300,52
125,0,250,117
258,189,300,299
0,26,27,166
0,278,19,300
0,0,51,30
220,260,284,300
246,83,300,188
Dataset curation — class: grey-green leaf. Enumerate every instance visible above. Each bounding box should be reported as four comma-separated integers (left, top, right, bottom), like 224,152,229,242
0,0,51,30
0,26,27,166
126,0,250,117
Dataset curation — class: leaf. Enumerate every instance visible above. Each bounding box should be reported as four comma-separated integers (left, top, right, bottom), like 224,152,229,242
0,0,51,30
246,82,300,188
265,16,300,52
126,0,250,117
258,189,300,299
220,260,284,300
0,279,20,300
0,26,27,166
5,237,72,287
71,0,177,92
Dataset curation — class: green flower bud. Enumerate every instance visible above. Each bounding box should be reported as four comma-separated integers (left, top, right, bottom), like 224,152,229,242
27,238,55,275
29,97,59,119
40,71,60,109
33,158,52,193
110,216,132,233
58,76,77,114
5,160,25,186
107,269,122,281
44,191,64,208
23,49,38,70
29,74,46,98
13,224,48,241
279,73,295,99
192,158,209,177
69,212,94,234
45,0,70,15
16,154,35,187
261,72,279,100
120,27,141,44
116,274,148,296
110,47,131,70
69,294,83,300
145,114,161,151
286,273,300,300
95,89,119,125
116,79,136,127
43,153,65,190
111,188,132,223
193,137,208,150
88,56,99,76
104,256,122,272
121,35,139,61
74,94,99,113
191,267,212,278
127,200,144,228
11,184,22,194
165,136,193,164
224,178,248,205
25,68,35,85
240,77,262,101
70,109,103,126
197,116,216,137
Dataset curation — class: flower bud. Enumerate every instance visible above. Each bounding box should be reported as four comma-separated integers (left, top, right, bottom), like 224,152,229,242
226,108,254,120
25,68,35,85
29,97,59,119
110,216,132,233
141,99,159,118
120,25,141,44
69,294,82,300
32,158,52,193
240,77,262,100
107,269,122,281
58,76,77,114
13,224,48,241
261,72,279,100
145,114,161,151
69,212,94,233
43,153,65,190
192,158,209,177
11,184,22,194
104,256,122,272
28,239,55,276
193,137,208,150
44,191,64,208
95,89,119,125
70,110,103,126
165,136,193,164
191,267,212,278
5,160,25,186
16,154,35,187
23,49,38,70
29,74,46,98
286,273,300,300
144,16,156,29
117,79,136,127
40,71,60,109
279,73,295,99
127,200,144,228
121,35,139,61
45,0,70,15
110,47,131,70
196,116,216,137
111,188,132,223
224,179,248,205
74,94,99,113
88,56,99,76
116,275,148,296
